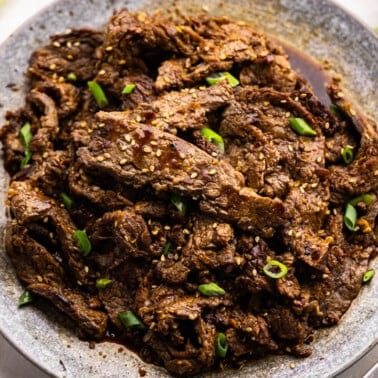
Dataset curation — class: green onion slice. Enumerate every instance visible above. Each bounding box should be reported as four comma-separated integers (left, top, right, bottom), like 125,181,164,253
263,259,288,279
215,332,228,358
330,104,342,118
73,230,92,256
20,122,32,148
118,311,146,330
60,192,74,210
162,241,171,256
87,81,109,108
67,72,77,82
198,282,226,296
200,127,225,153
349,194,374,207
20,150,32,168
122,83,136,95
18,289,34,307
341,145,354,164
206,72,239,87
343,203,359,231
170,193,187,216
289,118,317,137
96,278,113,289
363,269,375,283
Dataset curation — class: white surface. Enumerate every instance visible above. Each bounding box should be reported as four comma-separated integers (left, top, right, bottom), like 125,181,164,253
0,1,377,378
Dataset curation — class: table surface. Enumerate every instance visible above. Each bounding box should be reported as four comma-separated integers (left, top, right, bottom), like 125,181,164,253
0,0,377,377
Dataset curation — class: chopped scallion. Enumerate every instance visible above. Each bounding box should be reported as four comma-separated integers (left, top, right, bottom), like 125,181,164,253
343,203,359,231
96,278,113,289
60,192,74,210
87,81,109,108
19,122,33,168
289,117,317,137
162,241,171,256
349,194,374,207
170,193,187,216
263,259,288,279
198,282,225,296
18,289,34,307
200,127,225,153
118,311,146,330
215,332,228,358
122,83,136,95
330,104,342,118
363,269,375,283
206,72,239,87
73,230,92,256
341,145,354,164
67,72,77,82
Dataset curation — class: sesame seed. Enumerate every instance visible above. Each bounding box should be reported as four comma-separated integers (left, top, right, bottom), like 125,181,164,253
151,228,159,235
211,152,218,157
73,41,80,47
120,145,127,151
324,122,330,129
98,69,106,76
150,140,158,146
183,228,190,235
119,159,127,165
84,266,89,273
288,229,293,236
212,223,218,228
285,112,291,117
220,53,227,60
164,225,171,230
294,96,299,102
255,236,260,243
160,254,166,262
374,169,378,176
288,144,294,152
316,156,322,163
191,93,197,99
149,165,155,172
300,93,307,98
208,169,217,175
135,115,142,123
290,363,296,369
66,41,72,48
142,168,148,173
37,275,43,283
124,135,131,142
43,217,48,223
350,108,356,116
258,152,265,160
179,152,186,159
42,152,49,159
96,155,104,162
143,146,152,153
52,41,61,47
311,182,318,188
66,54,73,60
252,269,257,276
295,231,302,238
280,99,287,103
336,91,344,98
156,149,162,157
49,63,57,70
118,59,126,65
105,46,113,51
190,172,198,179
103,152,111,159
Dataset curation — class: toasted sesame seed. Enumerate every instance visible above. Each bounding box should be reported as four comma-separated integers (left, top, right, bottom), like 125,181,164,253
143,146,152,153
98,69,106,76
191,93,197,99
120,145,127,151
164,225,171,230
190,172,198,179
66,41,72,48
105,46,113,51
324,122,330,129
288,229,293,236
119,159,127,165
43,217,48,223
235,256,243,265
179,152,186,159
37,275,43,283
280,99,287,103
294,96,299,101
53,41,61,47
252,269,257,277
73,41,80,47
290,363,296,369
135,115,142,123
156,149,162,157
258,152,265,160
285,112,291,117
295,231,302,238
149,165,155,172
311,182,318,188
208,169,217,175
103,152,111,159
255,236,260,243
350,108,356,116
336,91,344,98
84,266,89,273
220,53,227,60
151,228,159,235
212,223,218,228
160,254,166,262
188,313,197,320
49,63,57,70
66,54,73,60
288,144,294,152
150,140,158,146
211,152,218,157
96,155,104,162
124,135,131,142
300,93,307,98
245,327,253,333
42,152,49,159
142,168,149,173
183,228,190,235
316,156,322,163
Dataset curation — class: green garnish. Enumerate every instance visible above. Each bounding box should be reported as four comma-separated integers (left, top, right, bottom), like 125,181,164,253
200,127,225,153
349,194,374,207
263,259,288,279
198,282,225,297
122,84,136,95
73,230,92,256
206,72,239,87
341,145,354,164
215,332,228,358
60,192,74,210
96,278,113,289
118,311,146,330
19,122,33,168
67,72,77,82
363,269,375,283
170,193,187,216
343,203,359,231
162,241,171,256
18,289,34,307
289,118,317,136
87,81,109,108
330,104,342,118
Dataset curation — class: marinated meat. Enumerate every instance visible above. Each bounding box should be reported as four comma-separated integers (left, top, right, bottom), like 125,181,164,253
1,9,377,377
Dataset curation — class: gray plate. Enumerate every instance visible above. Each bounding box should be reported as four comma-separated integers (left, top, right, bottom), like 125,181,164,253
0,1,377,377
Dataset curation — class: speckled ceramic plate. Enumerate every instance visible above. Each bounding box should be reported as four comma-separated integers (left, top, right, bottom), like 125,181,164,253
0,0,377,377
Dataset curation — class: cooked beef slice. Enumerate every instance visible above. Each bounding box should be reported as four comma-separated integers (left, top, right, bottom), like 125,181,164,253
1,9,377,377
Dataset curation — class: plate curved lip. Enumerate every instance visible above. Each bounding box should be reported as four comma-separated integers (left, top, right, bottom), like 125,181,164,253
0,0,377,377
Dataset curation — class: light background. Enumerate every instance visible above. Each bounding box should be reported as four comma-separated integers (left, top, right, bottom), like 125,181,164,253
0,1,377,377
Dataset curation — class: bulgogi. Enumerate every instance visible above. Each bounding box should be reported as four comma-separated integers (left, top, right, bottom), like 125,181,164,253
1,9,377,376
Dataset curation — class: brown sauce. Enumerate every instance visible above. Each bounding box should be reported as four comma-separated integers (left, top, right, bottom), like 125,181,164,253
280,40,332,106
